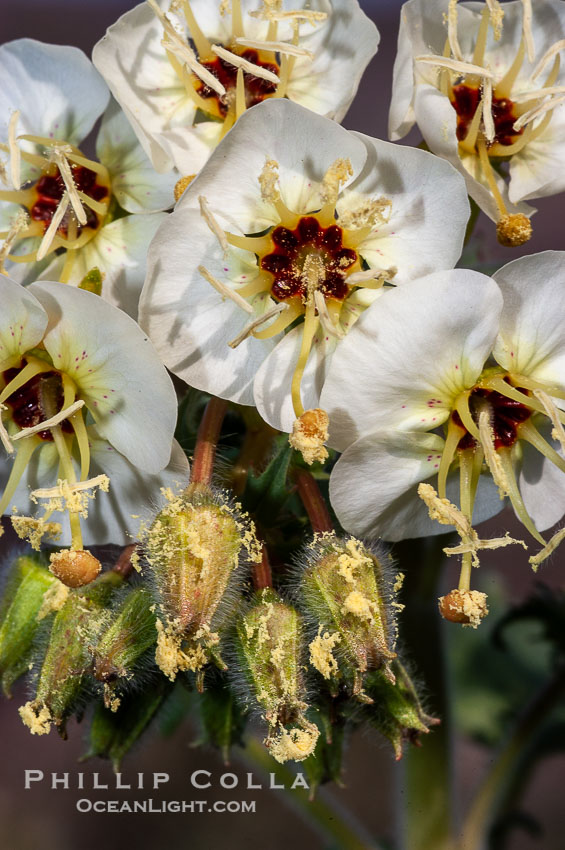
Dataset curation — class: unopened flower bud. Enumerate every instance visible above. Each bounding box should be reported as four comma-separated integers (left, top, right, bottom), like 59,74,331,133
19,570,122,736
362,662,439,760
92,587,157,712
49,549,102,588
439,589,488,628
0,555,59,696
233,589,320,763
296,533,398,699
142,486,261,684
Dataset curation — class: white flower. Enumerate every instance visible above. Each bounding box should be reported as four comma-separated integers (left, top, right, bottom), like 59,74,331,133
0,40,177,317
92,0,380,175
0,275,187,548
321,255,565,560
139,98,469,447
390,0,565,246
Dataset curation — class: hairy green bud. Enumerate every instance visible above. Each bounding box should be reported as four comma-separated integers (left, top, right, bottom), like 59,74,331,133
234,589,320,764
92,587,157,712
142,485,261,685
0,555,61,696
296,533,398,699
362,662,439,760
19,571,122,736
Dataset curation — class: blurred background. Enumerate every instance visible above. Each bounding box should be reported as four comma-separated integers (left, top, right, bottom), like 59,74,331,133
2,2,565,848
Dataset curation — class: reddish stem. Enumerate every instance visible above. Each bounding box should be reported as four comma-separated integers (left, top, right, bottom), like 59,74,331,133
253,544,273,590
190,396,229,485
293,468,334,534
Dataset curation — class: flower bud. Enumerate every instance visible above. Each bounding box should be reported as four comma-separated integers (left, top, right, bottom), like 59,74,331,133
362,662,439,760
19,570,122,736
142,485,261,685
233,589,320,764
0,555,60,696
49,549,102,588
296,533,398,699
92,587,157,712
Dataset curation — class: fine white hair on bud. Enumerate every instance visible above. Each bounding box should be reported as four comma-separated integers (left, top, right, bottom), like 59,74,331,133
229,588,320,764
140,483,261,687
290,533,400,701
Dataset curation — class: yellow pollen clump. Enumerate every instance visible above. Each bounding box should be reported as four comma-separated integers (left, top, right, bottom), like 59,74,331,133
439,589,489,628
31,474,110,518
11,514,62,550
37,581,70,622
496,214,532,247
309,627,341,679
259,158,280,203
269,725,320,763
339,196,392,230
174,174,196,201
19,700,53,735
155,618,214,681
342,590,375,622
320,158,353,204
289,408,329,466
529,527,565,571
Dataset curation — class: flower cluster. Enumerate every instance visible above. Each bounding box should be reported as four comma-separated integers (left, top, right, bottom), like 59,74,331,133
1,0,565,774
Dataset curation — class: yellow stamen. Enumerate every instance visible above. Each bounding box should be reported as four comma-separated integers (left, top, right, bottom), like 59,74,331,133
513,95,565,131
250,9,327,25
472,8,491,67
0,210,30,274
8,111,21,190
0,359,53,406
477,138,508,220
521,0,535,63
163,38,226,95
459,93,484,153
51,146,87,225
447,0,464,62
415,55,495,79
313,291,344,339
199,195,229,255
36,193,69,261
532,40,565,80
11,400,85,442
437,419,464,499
529,527,565,571
228,302,288,348
512,86,565,104
533,389,565,451
485,0,504,41
198,265,254,314
0,403,14,454
477,405,508,497
252,300,302,339
234,37,313,59
178,0,214,60
495,39,525,98
291,299,319,418
235,67,246,120
497,447,545,544
210,44,280,84
0,437,41,516
231,0,243,38
482,78,495,143
517,420,565,477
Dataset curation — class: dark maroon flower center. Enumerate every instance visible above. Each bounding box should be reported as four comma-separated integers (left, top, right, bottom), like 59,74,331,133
2,367,71,442
452,385,532,451
196,49,279,118
451,84,523,147
29,166,108,236
260,216,358,303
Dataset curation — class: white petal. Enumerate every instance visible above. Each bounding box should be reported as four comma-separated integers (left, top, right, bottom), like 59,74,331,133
178,99,367,234
509,104,565,203
285,0,380,122
254,326,337,433
329,430,503,541
139,206,274,404
0,39,109,147
96,100,177,214
93,2,195,173
493,251,565,385
42,214,170,320
338,134,469,285
0,275,47,364
27,281,177,474
519,422,565,533
320,269,502,452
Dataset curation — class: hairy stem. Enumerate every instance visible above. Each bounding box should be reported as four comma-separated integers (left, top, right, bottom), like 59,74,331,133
253,544,273,591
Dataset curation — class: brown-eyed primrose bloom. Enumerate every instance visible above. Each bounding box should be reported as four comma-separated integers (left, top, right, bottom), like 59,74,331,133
139,98,469,463
0,40,177,318
92,0,380,175
320,254,565,627
390,0,565,247
0,276,186,586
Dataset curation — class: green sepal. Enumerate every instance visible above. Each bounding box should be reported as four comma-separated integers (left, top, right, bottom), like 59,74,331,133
84,679,172,771
302,706,346,795
78,267,104,296
0,555,56,696
196,673,246,764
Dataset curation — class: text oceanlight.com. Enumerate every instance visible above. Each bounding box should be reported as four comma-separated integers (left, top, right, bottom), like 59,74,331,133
76,799,257,814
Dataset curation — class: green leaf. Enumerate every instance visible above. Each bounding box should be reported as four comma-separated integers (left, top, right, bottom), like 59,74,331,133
242,437,292,524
